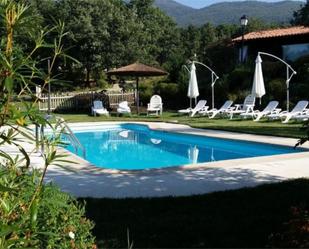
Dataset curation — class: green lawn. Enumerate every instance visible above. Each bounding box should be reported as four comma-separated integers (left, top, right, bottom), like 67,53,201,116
82,179,309,248
56,111,305,138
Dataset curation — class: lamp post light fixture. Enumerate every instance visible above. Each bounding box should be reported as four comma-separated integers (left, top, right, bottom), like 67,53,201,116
240,15,248,63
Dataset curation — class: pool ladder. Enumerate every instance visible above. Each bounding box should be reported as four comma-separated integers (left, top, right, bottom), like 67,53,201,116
57,117,86,159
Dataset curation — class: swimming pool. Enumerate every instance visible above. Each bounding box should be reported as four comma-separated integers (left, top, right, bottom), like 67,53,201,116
64,123,306,170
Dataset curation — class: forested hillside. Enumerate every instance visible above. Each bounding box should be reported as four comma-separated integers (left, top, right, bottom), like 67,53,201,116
22,0,309,108
154,0,303,26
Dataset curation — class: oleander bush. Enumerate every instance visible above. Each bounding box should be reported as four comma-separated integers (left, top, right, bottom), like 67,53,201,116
0,166,96,249
0,1,96,248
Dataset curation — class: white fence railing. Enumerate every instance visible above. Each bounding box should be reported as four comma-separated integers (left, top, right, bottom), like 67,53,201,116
38,90,135,111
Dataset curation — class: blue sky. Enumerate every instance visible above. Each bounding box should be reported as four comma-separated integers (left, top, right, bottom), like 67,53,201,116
175,0,304,9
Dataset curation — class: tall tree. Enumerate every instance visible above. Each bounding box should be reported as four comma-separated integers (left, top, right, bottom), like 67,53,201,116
127,0,180,66
180,25,201,59
292,0,309,25
29,0,180,85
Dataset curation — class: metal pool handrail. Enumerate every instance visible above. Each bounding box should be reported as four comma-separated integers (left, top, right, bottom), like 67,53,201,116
56,117,86,158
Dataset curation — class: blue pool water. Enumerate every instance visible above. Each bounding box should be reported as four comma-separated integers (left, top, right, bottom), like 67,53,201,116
65,124,305,170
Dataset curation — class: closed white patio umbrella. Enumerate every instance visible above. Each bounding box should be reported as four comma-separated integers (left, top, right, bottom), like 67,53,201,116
187,62,199,108
251,54,266,104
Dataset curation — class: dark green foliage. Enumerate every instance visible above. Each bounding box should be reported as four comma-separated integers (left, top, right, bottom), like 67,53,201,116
138,82,154,107
291,55,309,101
29,0,180,86
0,166,96,248
82,179,309,248
139,81,186,109
269,205,309,247
296,120,309,147
225,66,253,97
24,0,308,111
292,0,309,25
155,0,303,26
153,82,184,109
268,78,286,104
0,1,96,247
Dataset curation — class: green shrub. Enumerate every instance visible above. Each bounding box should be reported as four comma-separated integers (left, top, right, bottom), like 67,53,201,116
94,71,109,89
212,74,230,106
227,66,252,97
0,166,96,249
153,82,182,109
139,82,154,106
0,1,97,248
268,206,309,248
268,78,286,105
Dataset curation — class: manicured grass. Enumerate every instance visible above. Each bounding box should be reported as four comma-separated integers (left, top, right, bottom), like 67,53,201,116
56,111,305,138
81,179,309,248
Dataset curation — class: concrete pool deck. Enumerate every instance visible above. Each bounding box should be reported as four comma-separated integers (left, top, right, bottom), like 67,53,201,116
2,122,308,198
40,122,309,198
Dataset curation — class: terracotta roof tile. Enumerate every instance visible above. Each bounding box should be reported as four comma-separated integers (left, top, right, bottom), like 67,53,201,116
232,26,309,42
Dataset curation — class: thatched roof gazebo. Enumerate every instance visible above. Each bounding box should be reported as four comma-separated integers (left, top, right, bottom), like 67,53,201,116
107,62,168,114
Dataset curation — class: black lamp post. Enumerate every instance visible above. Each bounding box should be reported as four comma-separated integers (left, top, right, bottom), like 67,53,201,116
240,15,248,63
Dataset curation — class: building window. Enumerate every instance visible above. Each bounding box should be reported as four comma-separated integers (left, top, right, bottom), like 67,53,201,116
238,45,248,62
282,43,309,61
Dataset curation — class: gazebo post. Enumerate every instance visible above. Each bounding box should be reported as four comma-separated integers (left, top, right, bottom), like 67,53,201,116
136,76,139,114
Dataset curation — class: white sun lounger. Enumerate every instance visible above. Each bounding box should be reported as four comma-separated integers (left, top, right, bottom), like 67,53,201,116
200,100,233,119
226,95,256,119
91,100,109,116
178,100,208,116
240,100,280,121
189,100,208,117
292,108,309,122
267,100,308,123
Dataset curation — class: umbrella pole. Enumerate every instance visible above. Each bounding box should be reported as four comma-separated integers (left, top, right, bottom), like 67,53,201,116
136,77,139,114
286,66,289,111
211,73,214,109
212,86,214,109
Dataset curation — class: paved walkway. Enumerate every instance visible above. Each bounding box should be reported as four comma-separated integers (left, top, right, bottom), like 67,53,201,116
41,122,309,198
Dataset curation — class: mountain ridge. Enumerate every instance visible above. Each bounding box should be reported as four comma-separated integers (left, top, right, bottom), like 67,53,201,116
153,0,304,26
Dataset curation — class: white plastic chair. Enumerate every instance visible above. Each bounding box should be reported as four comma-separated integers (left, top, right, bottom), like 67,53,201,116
202,100,233,119
240,100,279,121
147,95,163,116
91,100,109,116
268,100,309,123
226,95,256,119
117,101,131,115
